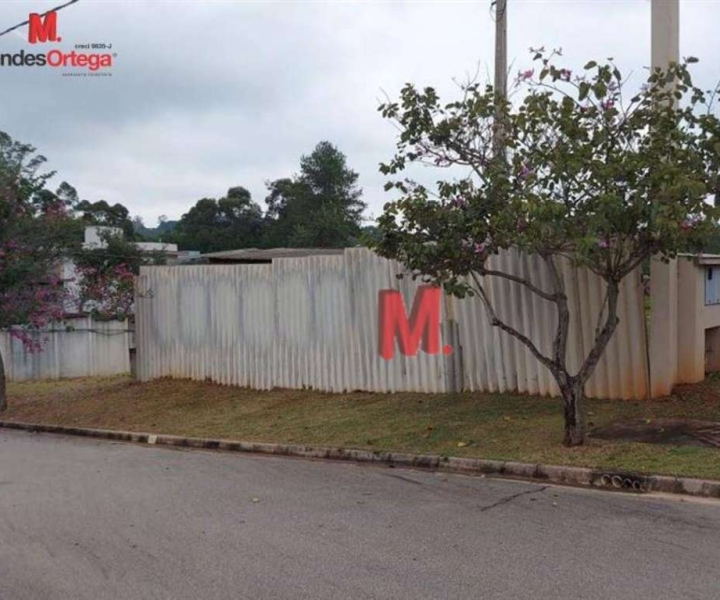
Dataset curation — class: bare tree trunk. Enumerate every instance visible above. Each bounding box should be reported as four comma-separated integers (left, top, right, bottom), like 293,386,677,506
561,378,586,446
472,268,622,448
0,348,6,413
564,280,621,446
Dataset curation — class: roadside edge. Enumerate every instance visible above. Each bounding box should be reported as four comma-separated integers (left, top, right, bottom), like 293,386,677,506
2,419,718,499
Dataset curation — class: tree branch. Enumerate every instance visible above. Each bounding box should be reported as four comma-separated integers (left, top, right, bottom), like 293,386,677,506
543,255,570,367
470,271,557,372
576,280,620,386
480,267,558,302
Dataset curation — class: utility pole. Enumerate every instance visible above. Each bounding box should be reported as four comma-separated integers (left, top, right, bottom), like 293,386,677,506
651,0,679,73
493,0,508,158
494,0,507,99
648,0,680,398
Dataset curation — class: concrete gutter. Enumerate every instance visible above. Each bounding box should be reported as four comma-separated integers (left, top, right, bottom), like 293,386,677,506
2,419,719,500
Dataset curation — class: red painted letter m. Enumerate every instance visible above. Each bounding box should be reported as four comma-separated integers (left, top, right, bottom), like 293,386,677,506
378,285,445,360
28,11,59,44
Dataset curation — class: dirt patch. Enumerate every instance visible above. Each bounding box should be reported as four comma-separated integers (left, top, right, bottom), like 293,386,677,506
592,418,720,448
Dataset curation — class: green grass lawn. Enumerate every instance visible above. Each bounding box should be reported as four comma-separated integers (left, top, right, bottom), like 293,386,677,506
6,375,720,480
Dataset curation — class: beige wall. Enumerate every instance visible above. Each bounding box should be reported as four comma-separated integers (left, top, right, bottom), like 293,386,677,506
650,255,720,393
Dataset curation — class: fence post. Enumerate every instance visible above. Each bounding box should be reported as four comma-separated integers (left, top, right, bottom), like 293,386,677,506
442,294,464,393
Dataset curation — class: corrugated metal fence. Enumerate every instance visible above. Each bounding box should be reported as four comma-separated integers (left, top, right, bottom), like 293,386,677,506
0,316,131,382
135,248,649,399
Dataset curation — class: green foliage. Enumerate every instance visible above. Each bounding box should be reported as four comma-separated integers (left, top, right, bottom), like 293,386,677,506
76,199,136,239
73,230,166,276
133,215,178,242
0,131,79,332
72,230,166,320
171,186,264,253
359,224,383,246
373,53,720,445
264,141,366,247
374,54,720,298
161,142,366,252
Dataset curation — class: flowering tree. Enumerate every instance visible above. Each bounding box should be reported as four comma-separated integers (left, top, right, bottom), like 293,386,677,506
0,132,78,410
374,54,720,445
72,231,165,320
74,263,135,321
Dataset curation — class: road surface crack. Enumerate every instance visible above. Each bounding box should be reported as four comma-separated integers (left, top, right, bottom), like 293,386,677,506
479,485,548,512
384,472,425,486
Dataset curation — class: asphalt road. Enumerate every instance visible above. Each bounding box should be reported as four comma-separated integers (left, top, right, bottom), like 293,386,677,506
0,430,719,599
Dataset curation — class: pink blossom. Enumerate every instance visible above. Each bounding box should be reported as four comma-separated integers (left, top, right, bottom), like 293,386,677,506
74,262,135,320
681,218,698,230
559,69,572,81
452,197,468,209
517,69,534,82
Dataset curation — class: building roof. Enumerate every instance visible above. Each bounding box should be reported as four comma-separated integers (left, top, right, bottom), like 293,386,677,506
202,247,346,263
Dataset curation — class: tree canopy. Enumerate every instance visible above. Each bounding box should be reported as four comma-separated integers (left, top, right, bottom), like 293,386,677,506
373,53,720,445
264,141,366,247
76,199,135,239
0,131,80,409
169,142,368,252
170,186,265,253
72,230,166,320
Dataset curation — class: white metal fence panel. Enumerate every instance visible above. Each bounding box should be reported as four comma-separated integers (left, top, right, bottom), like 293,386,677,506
136,248,648,399
136,251,449,393
0,317,131,382
455,249,648,399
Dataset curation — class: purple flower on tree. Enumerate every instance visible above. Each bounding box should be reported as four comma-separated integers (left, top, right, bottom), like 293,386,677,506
517,69,534,83
681,215,700,230
452,197,468,209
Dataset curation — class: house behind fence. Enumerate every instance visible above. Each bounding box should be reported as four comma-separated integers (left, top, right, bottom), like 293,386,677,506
135,248,661,399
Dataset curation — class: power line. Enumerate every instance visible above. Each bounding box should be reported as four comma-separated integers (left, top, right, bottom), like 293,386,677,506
0,0,81,40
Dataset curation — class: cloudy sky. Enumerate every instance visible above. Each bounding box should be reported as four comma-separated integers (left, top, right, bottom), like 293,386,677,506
1,0,718,227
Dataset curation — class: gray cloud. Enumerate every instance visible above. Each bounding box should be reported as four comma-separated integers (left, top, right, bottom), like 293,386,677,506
1,0,718,226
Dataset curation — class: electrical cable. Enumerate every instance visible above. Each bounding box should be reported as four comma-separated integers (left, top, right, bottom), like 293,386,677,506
0,0,82,40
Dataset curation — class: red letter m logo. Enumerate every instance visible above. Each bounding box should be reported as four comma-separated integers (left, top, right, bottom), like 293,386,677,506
28,11,59,44
378,285,451,360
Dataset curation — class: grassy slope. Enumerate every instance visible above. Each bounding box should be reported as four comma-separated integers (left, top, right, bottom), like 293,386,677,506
7,375,720,480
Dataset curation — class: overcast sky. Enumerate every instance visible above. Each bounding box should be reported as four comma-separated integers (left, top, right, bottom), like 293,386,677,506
1,0,718,226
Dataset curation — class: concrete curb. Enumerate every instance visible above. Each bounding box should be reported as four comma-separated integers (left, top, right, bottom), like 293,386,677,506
2,419,719,500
